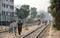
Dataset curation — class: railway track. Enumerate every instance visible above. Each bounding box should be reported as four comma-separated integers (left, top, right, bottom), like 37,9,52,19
35,25,49,38
21,24,49,38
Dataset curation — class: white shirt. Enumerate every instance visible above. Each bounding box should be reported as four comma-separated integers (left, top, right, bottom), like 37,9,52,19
13,22,17,27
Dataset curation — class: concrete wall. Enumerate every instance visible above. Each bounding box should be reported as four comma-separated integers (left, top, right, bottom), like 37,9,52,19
0,0,2,14
2,0,14,12
0,0,14,25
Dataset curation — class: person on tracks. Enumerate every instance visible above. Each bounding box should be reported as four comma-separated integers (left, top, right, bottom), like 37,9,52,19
17,19,23,35
9,21,13,33
13,20,17,36
38,20,41,25
45,21,47,25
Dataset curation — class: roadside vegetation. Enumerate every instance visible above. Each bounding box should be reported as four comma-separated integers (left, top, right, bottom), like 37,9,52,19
48,0,60,30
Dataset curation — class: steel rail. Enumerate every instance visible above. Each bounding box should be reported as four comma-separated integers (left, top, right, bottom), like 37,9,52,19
35,25,49,38
22,25,44,38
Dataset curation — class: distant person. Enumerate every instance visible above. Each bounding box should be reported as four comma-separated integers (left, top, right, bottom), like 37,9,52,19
9,21,13,33
38,20,41,25
13,20,17,36
45,21,47,25
17,20,23,35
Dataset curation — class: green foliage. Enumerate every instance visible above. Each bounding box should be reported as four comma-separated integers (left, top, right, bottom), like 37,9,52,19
36,13,45,20
40,13,45,19
26,18,33,23
48,0,60,30
16,5,30,19
31,7,37,18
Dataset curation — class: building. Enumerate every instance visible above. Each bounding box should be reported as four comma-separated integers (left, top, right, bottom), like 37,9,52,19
0,0,14,25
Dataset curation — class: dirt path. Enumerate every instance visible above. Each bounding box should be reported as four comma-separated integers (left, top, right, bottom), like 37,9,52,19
48,23,52,38
48,23,60,38
0,25,39,38
48,28,60,38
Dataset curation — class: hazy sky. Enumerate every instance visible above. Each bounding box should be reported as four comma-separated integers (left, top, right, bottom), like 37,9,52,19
14,0,53,20
14,0,50,12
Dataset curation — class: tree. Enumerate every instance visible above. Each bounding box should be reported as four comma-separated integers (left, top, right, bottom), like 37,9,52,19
31,7,37,18
26,17,33,23
16,5,30,19
40,13,45,20
48,0,60,30
36,13,45,21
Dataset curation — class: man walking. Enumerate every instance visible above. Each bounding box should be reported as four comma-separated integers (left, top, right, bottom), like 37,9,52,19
9,21,13,33
13,20,17,36
17,20,23,35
